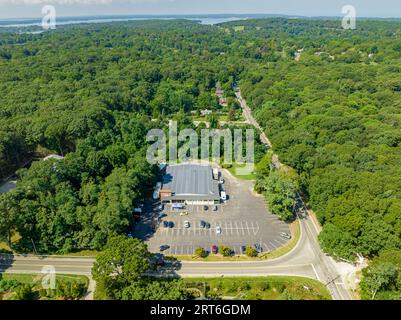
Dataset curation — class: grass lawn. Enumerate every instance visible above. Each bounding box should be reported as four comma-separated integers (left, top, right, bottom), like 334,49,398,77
2,273,89,286
225,163,256,181
184,276,331,300
60,250,100,257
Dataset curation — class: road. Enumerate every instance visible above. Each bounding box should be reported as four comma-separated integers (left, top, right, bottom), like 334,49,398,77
234,88,353,300
0,89,353,300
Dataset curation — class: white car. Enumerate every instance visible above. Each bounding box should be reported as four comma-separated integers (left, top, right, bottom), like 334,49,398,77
280,232,291,240
184,221,190,228
216,226,221,234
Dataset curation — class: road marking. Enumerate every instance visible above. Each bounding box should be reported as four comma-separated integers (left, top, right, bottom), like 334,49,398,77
269,241,278,249
311,263,320,281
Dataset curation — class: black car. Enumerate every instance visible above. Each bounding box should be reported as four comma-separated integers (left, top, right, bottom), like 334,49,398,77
168,221,174,228
205,222,211,229
203,205,209,211
163,221,169,228
213,205,218,211
200,220,206,228
159,245,170,252
241,245,247,254
254,243,262,253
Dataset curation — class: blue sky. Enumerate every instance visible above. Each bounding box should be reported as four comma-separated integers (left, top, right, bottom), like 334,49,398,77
1,0,401,19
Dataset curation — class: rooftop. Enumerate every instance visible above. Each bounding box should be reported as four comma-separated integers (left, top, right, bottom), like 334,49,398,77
162,164,220,200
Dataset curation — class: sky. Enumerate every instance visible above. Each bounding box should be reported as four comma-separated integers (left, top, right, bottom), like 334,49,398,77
1,0,401,19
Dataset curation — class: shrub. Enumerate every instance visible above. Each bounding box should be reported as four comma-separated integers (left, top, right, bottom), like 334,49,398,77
195,247,207,258
244,245,258,257
13,284,35,300
219,245,232,257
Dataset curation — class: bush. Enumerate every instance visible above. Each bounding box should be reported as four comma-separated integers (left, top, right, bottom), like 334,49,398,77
13,284,35,300
56,280,87,300
244,245,258,257
0,249,12,254
219,245,232,257
195,247,207,258
0,279,21,292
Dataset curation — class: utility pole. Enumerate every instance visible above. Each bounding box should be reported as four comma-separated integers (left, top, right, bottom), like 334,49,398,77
31,238,38,255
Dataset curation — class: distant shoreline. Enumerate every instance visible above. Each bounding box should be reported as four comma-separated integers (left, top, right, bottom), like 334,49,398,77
1,13,401,29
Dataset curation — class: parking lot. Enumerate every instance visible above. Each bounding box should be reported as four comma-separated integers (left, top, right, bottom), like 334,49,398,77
136,169,291,256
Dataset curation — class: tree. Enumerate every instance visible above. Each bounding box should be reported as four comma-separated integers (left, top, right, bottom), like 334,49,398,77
262,169,299,222
318,223,356,261
120,280,189,300
219,245,232,257
362,263,398,300
92,236,151,289
0,193,18,246
244,245,258,257
195,247,207,258
13,284,35,300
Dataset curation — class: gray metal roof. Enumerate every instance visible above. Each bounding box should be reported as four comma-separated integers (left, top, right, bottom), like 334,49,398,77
162,164,220,200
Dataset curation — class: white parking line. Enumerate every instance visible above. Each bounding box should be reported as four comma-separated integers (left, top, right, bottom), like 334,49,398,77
269,241,278,249
240,221,245,236
234,221,239,236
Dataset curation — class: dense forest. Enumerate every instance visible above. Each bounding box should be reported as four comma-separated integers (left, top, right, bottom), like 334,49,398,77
0,18,401,298
237,19,401,261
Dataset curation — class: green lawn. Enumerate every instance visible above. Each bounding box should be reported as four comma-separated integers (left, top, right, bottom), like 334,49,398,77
0,273,89,300
225,163,256,181
2,273,89,286
184,276,331,300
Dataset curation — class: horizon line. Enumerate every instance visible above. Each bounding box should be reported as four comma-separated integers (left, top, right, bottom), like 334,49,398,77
2,12,401,21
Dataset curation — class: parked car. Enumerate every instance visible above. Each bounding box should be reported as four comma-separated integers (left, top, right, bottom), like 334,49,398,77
203,205,209,211
213,205,218,211
216,226,221,234
254,243,262,253
163,221,169,228
241,245,247,254
159,245,170,252
280,232,292,240
168,221,174,228
200,220,206,228
205,222,211,229
180,211,189,216
184,221,190,228
212,245,218,254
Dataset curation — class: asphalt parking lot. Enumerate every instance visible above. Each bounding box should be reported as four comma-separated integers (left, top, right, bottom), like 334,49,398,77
136,169,291,255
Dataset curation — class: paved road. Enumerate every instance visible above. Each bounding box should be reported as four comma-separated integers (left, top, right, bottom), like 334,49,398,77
0,89,353,300
234,88,353,300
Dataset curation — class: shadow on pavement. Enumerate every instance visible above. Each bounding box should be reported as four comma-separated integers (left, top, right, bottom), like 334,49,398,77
0,253,15,273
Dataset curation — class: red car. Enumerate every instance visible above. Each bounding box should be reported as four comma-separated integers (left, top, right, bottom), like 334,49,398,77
212,245,218,254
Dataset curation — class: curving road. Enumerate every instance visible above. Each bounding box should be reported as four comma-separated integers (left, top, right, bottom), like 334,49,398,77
0,89,353,300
